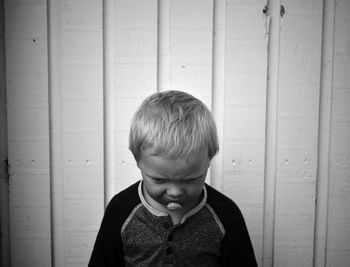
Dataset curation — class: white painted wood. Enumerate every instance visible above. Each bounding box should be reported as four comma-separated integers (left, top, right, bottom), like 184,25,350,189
210,0,226,191
157,0,170,92
2,1,350,266
314,0,335,266
326,0,350,266
103,0,116,206
263,1,280,266
274,0,323,266
168,0,213,108
0,1,10,265
5,1,52,266
223,1,267,265
59,1,104,266
114,0,158,193
47,0,64,265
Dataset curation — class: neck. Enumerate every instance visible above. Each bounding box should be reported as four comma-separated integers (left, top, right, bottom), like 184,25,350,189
167,211,181,225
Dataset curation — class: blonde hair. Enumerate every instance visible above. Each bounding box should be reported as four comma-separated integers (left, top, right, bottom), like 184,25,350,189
129,90,219,162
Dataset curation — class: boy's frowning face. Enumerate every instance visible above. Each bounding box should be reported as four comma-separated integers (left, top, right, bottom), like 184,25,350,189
137,148,210,216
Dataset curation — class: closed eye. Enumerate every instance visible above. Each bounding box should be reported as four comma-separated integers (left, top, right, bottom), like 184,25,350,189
186,175,204,183
150,177,166,183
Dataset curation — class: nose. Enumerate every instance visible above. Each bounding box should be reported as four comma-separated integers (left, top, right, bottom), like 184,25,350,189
166,184,184,199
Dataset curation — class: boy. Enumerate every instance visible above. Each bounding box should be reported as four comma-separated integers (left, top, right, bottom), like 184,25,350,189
89,90,257,266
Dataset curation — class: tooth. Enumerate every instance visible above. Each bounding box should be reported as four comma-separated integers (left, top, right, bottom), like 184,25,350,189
166,203,182,211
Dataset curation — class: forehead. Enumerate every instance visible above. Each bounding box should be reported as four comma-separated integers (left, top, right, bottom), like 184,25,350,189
138,149,209,180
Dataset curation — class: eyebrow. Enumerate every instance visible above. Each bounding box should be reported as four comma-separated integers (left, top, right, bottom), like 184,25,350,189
147,173,205,181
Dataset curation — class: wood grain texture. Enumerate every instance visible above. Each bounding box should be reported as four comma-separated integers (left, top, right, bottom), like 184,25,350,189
5,0,51,266
210,0,226,190
169,0,213,108
0,0,10,266
314,0,335,265
263,0,280,265
326,0,350,266
275,0,323,266
59,0,104,265
103,0,116,205
223,1,267,264
2,1,350,266
114,0,158,193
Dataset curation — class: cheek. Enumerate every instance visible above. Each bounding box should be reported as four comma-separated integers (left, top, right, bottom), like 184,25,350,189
185,184,204,198
144,181,165,198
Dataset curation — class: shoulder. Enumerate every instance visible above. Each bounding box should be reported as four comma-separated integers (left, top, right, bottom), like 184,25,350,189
205,183,245,229
205,184,257,266
205,183,242,216
88,181,141,266
104,181,141,227
109,181,140,206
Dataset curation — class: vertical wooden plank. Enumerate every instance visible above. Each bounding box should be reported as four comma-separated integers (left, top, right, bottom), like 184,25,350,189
59,0,104,265
5,0,52,266
314,0,334,265
224,1,267,265
326,0,350,266
0,0,10,266
103,0,116,205
157,0,170,92
263,1,280,266
114,0,158,193
210,0,226,191
169,0,213,107
274,0,323,266
47,0,64,265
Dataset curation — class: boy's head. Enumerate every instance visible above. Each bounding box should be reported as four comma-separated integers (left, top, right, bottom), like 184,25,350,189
129,90,219,162
129,90,219,218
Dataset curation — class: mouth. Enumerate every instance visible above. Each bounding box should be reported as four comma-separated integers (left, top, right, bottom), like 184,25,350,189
166,202,182,211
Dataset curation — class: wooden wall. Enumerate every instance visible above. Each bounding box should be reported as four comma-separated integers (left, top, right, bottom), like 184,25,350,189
0,0,349,266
